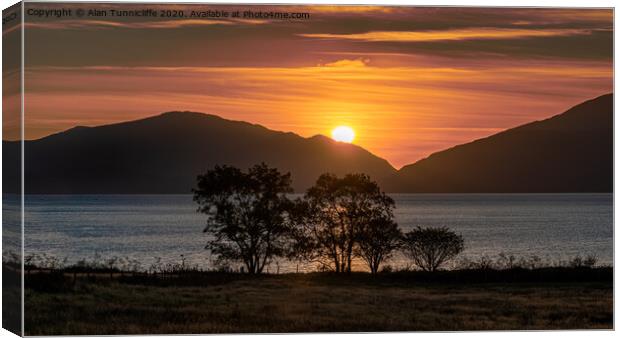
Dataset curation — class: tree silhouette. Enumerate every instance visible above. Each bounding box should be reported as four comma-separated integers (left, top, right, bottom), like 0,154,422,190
193,163,294,274
356,217,402,274
401,227,464,272
292,173,396,273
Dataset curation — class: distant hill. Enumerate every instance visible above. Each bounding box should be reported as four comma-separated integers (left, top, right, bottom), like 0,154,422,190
385,93,613,193
3,94,612,194
3,112,396,193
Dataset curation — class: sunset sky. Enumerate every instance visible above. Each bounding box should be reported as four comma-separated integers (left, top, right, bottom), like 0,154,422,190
8,4,613,168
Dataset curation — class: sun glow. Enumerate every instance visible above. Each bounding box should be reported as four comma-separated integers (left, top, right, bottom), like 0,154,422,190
331,126,355,143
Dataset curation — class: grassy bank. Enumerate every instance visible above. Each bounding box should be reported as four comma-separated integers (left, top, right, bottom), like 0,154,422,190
23,268,613,334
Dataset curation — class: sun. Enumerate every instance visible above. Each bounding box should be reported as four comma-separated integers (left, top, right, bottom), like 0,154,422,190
331,126,355,143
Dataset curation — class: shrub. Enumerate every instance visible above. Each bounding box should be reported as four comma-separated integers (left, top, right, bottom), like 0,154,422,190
401,227,464,272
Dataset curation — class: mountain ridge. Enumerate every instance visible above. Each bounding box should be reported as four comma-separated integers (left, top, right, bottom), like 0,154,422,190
387,93,613,193
4,110,396,194
2,93,612,194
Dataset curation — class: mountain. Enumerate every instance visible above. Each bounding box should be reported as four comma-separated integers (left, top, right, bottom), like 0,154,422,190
386,93,613,193
3,93,612,194
3,112,396,193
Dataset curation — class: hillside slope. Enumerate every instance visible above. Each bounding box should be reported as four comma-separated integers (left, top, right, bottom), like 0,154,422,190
388,93,613,192
4,112,396,193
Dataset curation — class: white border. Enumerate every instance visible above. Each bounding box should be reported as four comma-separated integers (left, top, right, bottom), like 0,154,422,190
0,1,616,338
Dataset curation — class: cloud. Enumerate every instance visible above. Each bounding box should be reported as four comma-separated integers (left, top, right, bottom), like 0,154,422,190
22,61,611,167
17,5,613,166
321,59,370,68
300,27,600,42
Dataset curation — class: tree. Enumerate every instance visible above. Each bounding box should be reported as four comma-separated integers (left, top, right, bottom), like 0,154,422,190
292,173,396,273
193,163,294,274
356,217,402,274
401,227,464,272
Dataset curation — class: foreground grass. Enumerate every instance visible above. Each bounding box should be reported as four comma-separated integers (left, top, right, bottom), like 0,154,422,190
24,271,612,334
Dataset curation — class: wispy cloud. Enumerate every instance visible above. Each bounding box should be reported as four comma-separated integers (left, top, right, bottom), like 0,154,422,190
300,27,600,42
18,5,613,167
22,61,611,167
321,59,370,68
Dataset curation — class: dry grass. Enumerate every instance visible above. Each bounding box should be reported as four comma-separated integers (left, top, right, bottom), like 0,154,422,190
24,273,612,335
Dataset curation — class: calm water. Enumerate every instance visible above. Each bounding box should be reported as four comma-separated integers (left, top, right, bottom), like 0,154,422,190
12,193,614,271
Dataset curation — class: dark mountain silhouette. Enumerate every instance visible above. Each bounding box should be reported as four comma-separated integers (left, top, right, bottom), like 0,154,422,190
385,93,613,193
4,112,396,193
3,93,612,194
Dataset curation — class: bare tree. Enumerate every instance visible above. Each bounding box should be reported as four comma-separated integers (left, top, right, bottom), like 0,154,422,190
401,227,464,272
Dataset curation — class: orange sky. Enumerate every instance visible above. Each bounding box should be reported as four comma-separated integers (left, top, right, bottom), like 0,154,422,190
6,4,613,168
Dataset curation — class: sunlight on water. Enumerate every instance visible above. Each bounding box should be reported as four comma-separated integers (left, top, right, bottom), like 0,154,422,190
19,193,613,272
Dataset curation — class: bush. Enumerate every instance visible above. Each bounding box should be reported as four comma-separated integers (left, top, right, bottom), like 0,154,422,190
401,227,464,272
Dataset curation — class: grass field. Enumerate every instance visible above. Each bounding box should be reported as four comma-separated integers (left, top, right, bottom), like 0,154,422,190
24,270,613,334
